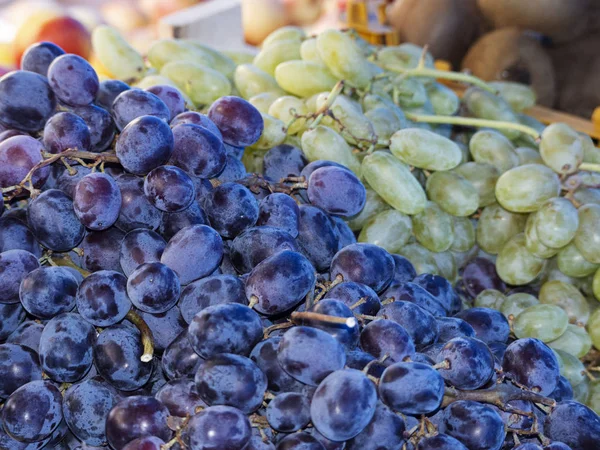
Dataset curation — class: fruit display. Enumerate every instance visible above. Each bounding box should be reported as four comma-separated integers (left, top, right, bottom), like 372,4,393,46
0,22,599,450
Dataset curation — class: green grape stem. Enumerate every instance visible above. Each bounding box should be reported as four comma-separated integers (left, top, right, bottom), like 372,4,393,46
579,163,600,173
386,67,497,94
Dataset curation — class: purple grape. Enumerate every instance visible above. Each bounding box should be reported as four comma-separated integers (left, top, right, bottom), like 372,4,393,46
112,89,170,130
161,331,203,380
170,123,228,178
145,85,186,120
19,267,78,319
308,166,366,217
0,303,26,341
230,226,298,274
203,182,259,238
330,243,394,293
305,298,360,350
325,281,381,315
412,273,456,314
207,96,264,147
277,432,325,450
20,42,65,76
250,337,306,394
417,434,468,450
76,270,131,327
436,336,494,390
549,375,574,403
0,129,25,142
48,54,99,106
456,307,510,344
127,262,180,314
360,319,415,363
382,282,447,317
215,155,247,182
545,401,600,450
0,135,50,188
43,111,91,153
502,338,560,395
262,144,307,181
6,321,43,353
159,200,208,241
79,227,126,272
56,164,92,197
440,401,506,450
71,104,116,152
0,249,39,303
224,142,244,159
462,257,506,299
346,403,406,450
155,379,207,418
143,165,195,212
137,307,186,351
115,174,162,232
74,172,122,230
119,229,166,277
96,79,130,111
122,437,165,450
183,406,251,450
331,216,356,249
0,343,42,400
257,193,300,237
171,111,222,139
377,300,438,347
296,205,339,272
436,317,476,342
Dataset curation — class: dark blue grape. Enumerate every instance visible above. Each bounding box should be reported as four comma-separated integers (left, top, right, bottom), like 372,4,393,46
331,216,356,249
325,281,380,315
56,164,92,198
456,307,510,344
0,71,56,131
96,79,130,111
194,353,267,413
115,174,162,232
0,217,41,256
0,303,26,341
43,111,90,153
412,274,456,314
115,115,174,175
436,317,476,342
179,274,247,324
246,250,316,316
159,201,208,241
79,227,126,272
377,301,438,347
143,165,194,212
0,135,49,189
381,282,446,317
71,104,116,152
94,324,153,392
160,224,223,284
345,350,376,370
105,396,172,450
20,42,65,76
330,243,394,293
307,429,344,450
6,321,43,353
306,298,359,350
257,193,299,238
411,352,435,365
127,262,180,314
204,182,259,239
27,189,85,251
266,392,311,432
360,319,415,363
308,167,366,217
276,433,325,450
207,96,263,147
119,229,166,277
215,155,247,182
155,378,206,418
296,205,339,272
1,380,62,443
514,444,543,450
462,257,506,299
0,249,39,303
549,375,574,403
170,111,222,140
250,337,306,394
112,89,170,130
248,435,276,450
48,54,99,106
19,267,77,319
187,303,262,358
122,436,165,450
441,401,506,450
76,270,131,326
145,85,185,120
492,399,533,432
417,434,468,450
502,338,560,395
183,405,251,450
74,172,121,230
0,129,25,143
170,123,226,179
62,378,119,446
262,144,307,181
436,336,494,390
0,343,42,400
300,160,348,181
346,403,405,450
230,226,298,274
278,326,346,386
419,343,445,361
310,369,377,441
162,331,204,380
137,307,185,351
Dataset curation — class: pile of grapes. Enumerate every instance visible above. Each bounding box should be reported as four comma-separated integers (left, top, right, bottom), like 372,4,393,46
0,24,600,450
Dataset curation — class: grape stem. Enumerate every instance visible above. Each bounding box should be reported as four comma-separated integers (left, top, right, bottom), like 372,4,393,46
579,163,600,173
291,311,357,328
385,66,497,94
46,253,91,278
442,383,556,409
125,310,155,363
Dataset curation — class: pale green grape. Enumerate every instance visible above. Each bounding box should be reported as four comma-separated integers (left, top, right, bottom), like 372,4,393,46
241,147,268,174
574,204,600,264
347,188,389,231
358,210,412,253
375,44,435,79
262,26,305,49
574,377,590,404
594,268,600,301
558,242,600,278
275,61,337,98
183,40,237,80
391,78,429,109
268,95,308,135
535,197,579,249
516,113,545,148
589,308,600,349
248,113,286,150
515,146,543,165
453,162,500,208
588,382,600,414
398,243,439,275
476,203,527,254
496,233,546,285
513,304,568,342
469,130,519,173
489,81,536,112
390,128,462,171
284,134,302,148
463,87,521,140
300,38,324,64
524,213,560,259
412,201,454,252
426,82,460,116
573,187,600,206
365,107,403,143
500,293,539,320
426,171,479,217
233,64,285,99
362,151,427,215
450,217,476,252
148,39,213,71
92,25,146,82
475,289,506,309
539,280,590,325
581,132,600,163
315,94,376,144
548,324,592,358
554,348,586,387
361,94,409,128
300,126,361,174
222,50,255,65
160,61,231,107
495,164,560,213
431,251,458,283
253,40,302,76
540,123,584,175
316,29,372,89
249,92,280,113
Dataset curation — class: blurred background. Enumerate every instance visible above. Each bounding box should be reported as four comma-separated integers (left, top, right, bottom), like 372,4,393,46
0,0,598,119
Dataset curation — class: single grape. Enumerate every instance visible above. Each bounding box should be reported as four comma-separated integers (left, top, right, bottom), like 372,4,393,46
412,273,457,314
304,298,360,350
143,165,194,213
544,401,600,450
330,243,394,293
145,85,186,120
307,166,366,217
0,303,26,341
250,337,306,394
503,338,560,395
183,406,251,450
381,282,446,317
6,321,44,353
71,104,116,152
74,172,122,230
417,434,468,450
216,154,247,182
159,200,208,241
262,144,307,181
0,249,39,303
79,227,126,272
119,229,166,277
325,281,381,315
76,270,131,326
19,266,78,319
436,336,495,390
441,400,506,450
20,42,65,76
230,226,298,274
0,343,42,400
161,331,203,380
360,319,415,363
461,257,506,298
207,96,264,147
436,317,476,342
296,204,340,271
122,436,166,450
155,378,207,418
456,307,510,344
96,79,130,111
276,433,325,450
256,193,300,238
513,304,569,342
43,111,91,154
266,392,311,432
170,123,227,178
127,262,180,314
0,135,50,188
112,89,170,130
203,182,259,238
0,217,41,256
377,301,438,347
170,111,223,140
138,307,186,352
115,174,162,232
412,201,454,252
332,215,357,249
48,54,99,106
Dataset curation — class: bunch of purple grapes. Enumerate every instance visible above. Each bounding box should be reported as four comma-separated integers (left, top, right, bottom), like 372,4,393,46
0,41,597,450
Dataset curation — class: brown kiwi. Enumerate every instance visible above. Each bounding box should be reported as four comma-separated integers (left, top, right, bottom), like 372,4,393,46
386,0,486,69
461,28,556,107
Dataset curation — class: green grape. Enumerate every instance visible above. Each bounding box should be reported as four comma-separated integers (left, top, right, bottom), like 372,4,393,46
573,187,600,206
375,44,435,77
515,146,543,165
426,82,460,116
233,64,285,99
249,92,280,113
412,201,454,252
253,40,302,76
268,95,308,135
463,87,521,140
389,128,462,171
358,210,413,253
248,113,286,150
92,25,146,82
558,242,600,278
554,348,586,387
576,171,600,187
539,280,590,325
513,304,568,342
588,382,600,415
222,50,255,65
594,268,600,301
262,26,305,48
574,377,590,404
183,40,237,80
301,126,361,174
524,213,560,259
581,132,600,163
456,142,471,165
361,94,409,128
315,94,376,144
495,164,560,213
284,134,302,148
475,289,506,309
398,243,439,275
160,61,231,107
469,130,519,173
500,293,539,320
148,39,214,71
476,203,527,254
535,197,579,249
347,187,389,231
362,151,427,215
488,81,536,112
548,324,592,359
431,251,458,283
300,37,324,64
589,308,600,350
275,61,338,97
496,233,546,285
515,113,545,148
450,217,476,252
365,107,403,143
574,204,600,264
316,29,372,89
241,147,268,174
425,171,479,217
391,78,429,109
539,123,584,175
453,162,500,208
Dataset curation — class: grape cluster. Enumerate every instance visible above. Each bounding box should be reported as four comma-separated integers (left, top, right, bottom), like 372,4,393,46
0,26,599,450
